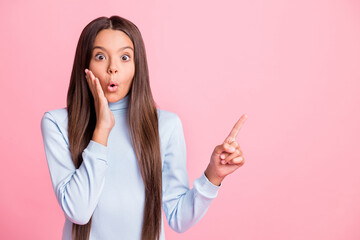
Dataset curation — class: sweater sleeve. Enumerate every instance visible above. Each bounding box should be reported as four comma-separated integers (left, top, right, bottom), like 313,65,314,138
162,114,220,233
40,112,108,225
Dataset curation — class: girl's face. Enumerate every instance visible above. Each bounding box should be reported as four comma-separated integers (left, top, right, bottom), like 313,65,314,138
89,29,135,103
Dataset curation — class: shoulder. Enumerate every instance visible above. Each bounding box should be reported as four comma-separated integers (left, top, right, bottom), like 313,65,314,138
41,107,68,126
156,108,184,141
157,108,182,131
41,107,69,144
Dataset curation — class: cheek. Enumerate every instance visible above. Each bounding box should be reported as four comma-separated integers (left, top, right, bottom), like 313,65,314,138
119,64,135,82
88,64,105,80
127,64,135,79
88,60,96,72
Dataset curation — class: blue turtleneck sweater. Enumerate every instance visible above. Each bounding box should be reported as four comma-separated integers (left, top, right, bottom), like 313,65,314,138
40,94,220,240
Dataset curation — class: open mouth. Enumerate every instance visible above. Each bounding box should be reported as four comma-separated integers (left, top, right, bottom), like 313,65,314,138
108,83,118,92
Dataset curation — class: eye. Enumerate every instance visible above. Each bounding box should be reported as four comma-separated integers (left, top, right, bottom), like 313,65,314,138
121,54,130,61
95,53,105,60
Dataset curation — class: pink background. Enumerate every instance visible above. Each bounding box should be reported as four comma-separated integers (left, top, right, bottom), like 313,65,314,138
1,0,359,239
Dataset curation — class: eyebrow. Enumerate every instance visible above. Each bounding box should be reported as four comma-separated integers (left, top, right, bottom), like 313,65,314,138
92,46,134,52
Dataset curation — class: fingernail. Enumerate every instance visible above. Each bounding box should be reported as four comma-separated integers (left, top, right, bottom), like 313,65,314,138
221,160,226,164
84,69,88,74
230,147,235,152
220,154,225,159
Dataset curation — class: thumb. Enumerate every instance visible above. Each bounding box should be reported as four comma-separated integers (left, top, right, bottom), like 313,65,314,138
214,142,236,155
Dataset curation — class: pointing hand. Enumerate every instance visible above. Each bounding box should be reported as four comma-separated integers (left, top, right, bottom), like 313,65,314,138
205,114,248,186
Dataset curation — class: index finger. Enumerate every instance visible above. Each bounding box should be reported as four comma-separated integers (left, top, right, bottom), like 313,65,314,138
224,114,248,144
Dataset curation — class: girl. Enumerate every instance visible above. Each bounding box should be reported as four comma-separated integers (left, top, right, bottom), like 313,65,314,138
41,15,247,240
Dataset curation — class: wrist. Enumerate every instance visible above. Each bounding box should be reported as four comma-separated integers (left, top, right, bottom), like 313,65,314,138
205,166,224,186
95,123,112,132
92,128,110,147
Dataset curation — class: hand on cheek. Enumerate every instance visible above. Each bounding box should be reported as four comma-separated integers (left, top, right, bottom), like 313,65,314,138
85,68,115,132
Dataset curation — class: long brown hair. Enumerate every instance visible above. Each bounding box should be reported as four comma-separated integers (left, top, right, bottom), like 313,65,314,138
66,16,162,240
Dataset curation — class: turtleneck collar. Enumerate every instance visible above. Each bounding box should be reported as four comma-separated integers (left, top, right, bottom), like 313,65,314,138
108,94,129,112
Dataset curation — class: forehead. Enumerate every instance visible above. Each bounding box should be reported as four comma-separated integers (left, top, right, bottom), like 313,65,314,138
93,29,134,49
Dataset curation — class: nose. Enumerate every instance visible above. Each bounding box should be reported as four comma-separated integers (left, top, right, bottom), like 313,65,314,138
108,65,118,74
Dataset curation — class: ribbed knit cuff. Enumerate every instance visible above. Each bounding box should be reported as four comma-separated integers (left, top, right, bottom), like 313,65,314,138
193,172,221,199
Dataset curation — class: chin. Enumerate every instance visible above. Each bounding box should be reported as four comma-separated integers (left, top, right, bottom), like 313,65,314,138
106,94,123,103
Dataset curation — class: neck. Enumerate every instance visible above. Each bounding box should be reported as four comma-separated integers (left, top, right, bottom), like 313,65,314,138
108,94,129,112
